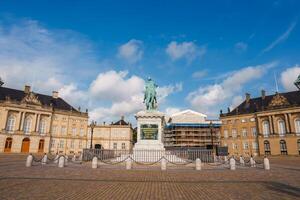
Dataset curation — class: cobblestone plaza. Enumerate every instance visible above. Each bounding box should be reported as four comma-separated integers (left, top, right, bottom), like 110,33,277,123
0,154,299,199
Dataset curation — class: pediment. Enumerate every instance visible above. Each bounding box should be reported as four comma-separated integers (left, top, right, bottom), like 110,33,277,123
268,93,289,108
21,92,42,105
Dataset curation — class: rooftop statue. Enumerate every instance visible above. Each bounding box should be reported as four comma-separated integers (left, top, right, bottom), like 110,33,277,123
143,77,158,110
294,74,300,90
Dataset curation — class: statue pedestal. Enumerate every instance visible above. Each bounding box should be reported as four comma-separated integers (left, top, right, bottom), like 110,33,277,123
133,110,165,151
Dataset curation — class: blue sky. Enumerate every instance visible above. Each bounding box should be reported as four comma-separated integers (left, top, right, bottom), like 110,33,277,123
0,0,300,123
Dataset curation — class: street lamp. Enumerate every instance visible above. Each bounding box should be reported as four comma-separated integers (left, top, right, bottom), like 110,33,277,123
90,120,97,149
210,121,214,151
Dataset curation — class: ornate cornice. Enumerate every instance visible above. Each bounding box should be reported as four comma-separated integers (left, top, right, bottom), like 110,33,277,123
21,92,42,105
268,93,290,108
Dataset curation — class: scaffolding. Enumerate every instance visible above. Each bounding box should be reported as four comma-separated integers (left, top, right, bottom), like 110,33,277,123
164,123,221,148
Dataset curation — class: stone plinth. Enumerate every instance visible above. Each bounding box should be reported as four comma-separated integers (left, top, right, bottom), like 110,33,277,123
133,110,165,151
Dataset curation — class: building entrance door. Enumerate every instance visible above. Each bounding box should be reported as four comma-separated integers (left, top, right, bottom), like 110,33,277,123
38,139,45,153
21,138,30,153
4,138,12,152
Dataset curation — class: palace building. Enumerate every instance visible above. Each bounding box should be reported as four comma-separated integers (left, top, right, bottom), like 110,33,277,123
164,110,221,148
0,84,89,154
220,90,300,156
87,116,133,150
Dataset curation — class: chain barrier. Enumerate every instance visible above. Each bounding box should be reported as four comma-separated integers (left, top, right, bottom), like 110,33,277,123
163,157,194,166
129,156,164,166
97,156,130,165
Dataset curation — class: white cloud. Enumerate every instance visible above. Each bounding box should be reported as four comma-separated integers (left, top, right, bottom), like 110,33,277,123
230,95,243,110
192,70,207,79
262,21,297,53
59,83,88,107
0,19,97,94
89,70,144,101
0,18,186,123
165,107,181,116
280,65,300,91
187,62,277,116
157,82,182,103
118,39,143,63
166,41,206,62
235,42,248,52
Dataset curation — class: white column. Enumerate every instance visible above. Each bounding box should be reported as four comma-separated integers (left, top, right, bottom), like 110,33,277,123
35,114,41,132
268,116,273,134
284,114,290,133
18,112,23,131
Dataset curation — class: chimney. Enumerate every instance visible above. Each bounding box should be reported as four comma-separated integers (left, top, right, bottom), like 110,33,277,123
52,91,59,99
261,90,266,100
121,116,125,121
24,85,31,94
245,93,250,102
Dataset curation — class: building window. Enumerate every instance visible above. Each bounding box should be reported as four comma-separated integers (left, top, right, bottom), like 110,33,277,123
6,114,16,132
278,120,286,136
223,130,228,138
241,119,247,123
242,128,247,137
280,140,288,155
232,129,237,138
262,121,270,137
61,126,66,135
70,140,74,149
251,127,257,137
113,143,117,149
79,128,84,136
250,118,255,122
39,118,47,134
23,116,32,134
243,142,249,150
51,125,57,135
252,142,258,150
295,119,300,135
264,140,271,155
72,128,77,136
59,140,64,148
122,143,126,149
51,140,55,148
232,143,238,150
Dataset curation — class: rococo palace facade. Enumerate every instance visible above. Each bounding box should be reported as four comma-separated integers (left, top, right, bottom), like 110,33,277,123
0,85,89,154
220,90,300,156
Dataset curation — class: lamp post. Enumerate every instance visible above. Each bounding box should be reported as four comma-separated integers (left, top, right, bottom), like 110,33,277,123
210,121,214,151
90,121,96,149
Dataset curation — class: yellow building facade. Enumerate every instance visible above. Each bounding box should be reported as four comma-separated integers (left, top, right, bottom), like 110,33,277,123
220,91,300,156
87,117,133,150
0,85,89,154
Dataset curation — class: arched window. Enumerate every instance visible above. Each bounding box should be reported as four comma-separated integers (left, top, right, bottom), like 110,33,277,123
262,121,270,137
278,119,286,136
280,140,288,155
23,116,32,134
6,114,16,132
295,119,300,135
264,140,271,155
39,118,47,134
4,137,12,152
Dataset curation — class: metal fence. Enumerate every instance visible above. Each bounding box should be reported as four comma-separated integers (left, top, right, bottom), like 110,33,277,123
83,148,214,163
